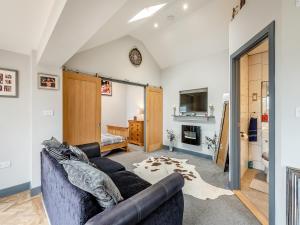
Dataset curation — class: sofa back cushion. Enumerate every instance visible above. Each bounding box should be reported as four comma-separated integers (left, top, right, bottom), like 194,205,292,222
61,160,123,208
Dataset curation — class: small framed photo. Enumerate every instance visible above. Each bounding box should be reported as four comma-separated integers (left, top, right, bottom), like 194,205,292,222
0,68,18,97
101,80,112,96
38,73,59,90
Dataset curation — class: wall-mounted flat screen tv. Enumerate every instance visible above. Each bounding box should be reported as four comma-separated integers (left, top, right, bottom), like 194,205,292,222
179,88,208,113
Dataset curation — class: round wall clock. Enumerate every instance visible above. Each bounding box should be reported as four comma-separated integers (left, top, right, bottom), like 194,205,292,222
129,48,142,66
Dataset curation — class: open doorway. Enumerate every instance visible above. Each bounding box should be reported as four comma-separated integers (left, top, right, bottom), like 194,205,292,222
239,39,270,222
101,79,145,154
230,22,275,225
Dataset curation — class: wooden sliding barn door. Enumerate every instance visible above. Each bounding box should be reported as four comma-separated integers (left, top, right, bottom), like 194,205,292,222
146,86,163,152
63,71,101,145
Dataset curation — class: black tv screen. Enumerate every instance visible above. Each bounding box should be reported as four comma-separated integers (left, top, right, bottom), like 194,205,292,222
180,89,208,113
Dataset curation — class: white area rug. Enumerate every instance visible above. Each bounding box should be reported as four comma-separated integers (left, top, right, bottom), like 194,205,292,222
133,156,233,200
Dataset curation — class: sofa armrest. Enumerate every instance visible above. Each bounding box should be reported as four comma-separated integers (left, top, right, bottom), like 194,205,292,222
76,142,101,158
85,173,184,225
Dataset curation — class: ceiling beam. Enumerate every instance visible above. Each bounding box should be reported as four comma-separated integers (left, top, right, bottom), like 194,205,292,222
38,0,127,66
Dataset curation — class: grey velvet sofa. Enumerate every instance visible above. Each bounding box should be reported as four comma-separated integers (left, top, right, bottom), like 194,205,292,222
41,143,184,225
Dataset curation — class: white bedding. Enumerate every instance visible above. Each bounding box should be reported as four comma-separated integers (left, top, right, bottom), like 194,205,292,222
101,133,126,146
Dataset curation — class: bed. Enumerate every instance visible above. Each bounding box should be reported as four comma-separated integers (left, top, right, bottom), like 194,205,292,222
101,125,129,153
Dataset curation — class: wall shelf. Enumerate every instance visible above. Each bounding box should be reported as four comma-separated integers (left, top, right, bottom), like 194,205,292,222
172,115,215,123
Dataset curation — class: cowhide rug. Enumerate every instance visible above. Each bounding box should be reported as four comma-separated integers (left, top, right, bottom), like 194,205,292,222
133,156,233,200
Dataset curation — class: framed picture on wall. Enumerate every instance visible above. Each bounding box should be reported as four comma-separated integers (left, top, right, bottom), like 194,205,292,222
0,68,18,97
101,80,112,96
38,73,59,90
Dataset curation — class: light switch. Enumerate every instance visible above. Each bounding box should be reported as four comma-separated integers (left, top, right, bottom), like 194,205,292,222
297,0,300,7
0,161,11,169
43,110,54,116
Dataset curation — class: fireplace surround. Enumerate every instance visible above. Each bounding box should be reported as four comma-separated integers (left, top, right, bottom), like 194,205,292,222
181,125,201,146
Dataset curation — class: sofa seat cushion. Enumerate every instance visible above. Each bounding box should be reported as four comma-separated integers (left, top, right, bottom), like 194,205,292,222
109,171,151,200
90,157,125,174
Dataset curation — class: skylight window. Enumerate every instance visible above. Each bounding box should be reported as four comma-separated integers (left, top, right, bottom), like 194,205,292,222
128,3,167,23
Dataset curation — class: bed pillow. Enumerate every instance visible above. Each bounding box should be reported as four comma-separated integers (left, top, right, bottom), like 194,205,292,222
61,160,123,208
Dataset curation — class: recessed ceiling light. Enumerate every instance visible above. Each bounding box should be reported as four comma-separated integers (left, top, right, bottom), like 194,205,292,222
154,23,159,28
128,3,167,23
183,3,189,11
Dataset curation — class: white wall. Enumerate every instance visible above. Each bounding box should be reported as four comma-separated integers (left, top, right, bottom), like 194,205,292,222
0,51,62,191
126,85,144,121
65,35,161,86
31,59,62,189
102,83,144,133
0,50,31,189
229,0,281,55
161,50,229,156
229,1,300,224
101,82,127,133
280,0,300,168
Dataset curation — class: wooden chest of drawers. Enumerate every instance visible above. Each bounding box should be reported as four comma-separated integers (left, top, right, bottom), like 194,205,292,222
128,120,144,146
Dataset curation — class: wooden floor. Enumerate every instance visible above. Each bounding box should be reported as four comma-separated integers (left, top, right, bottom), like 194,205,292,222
240,169,269,221
0,191,48,225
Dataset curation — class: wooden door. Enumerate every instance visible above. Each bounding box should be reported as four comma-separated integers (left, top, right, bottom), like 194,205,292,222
146,86,163,152
63,71,101,145
216,102,229,169
239,55,249,178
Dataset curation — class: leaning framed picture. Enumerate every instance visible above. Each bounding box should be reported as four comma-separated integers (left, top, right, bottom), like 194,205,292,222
0,68,18,97
101,79,112,96
38,73,59,90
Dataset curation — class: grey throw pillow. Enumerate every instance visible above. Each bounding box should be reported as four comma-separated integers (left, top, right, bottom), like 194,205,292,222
42,137,69,161
69,145,90,162
69,145,97,167
61,160,123,208
42,137,63,149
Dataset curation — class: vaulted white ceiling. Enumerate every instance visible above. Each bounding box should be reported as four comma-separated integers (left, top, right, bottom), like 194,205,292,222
38,0,127,66
80,0,233,69
0,0,55,54
0,0,233,68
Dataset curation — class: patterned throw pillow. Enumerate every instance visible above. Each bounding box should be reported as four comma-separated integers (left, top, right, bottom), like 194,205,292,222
69,145,97,167
42,137,70,162
69,145,89,162
42,137,63,149
61,160,123,208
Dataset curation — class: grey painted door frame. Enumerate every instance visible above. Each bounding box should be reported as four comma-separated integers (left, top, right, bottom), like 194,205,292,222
229,21,275,224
